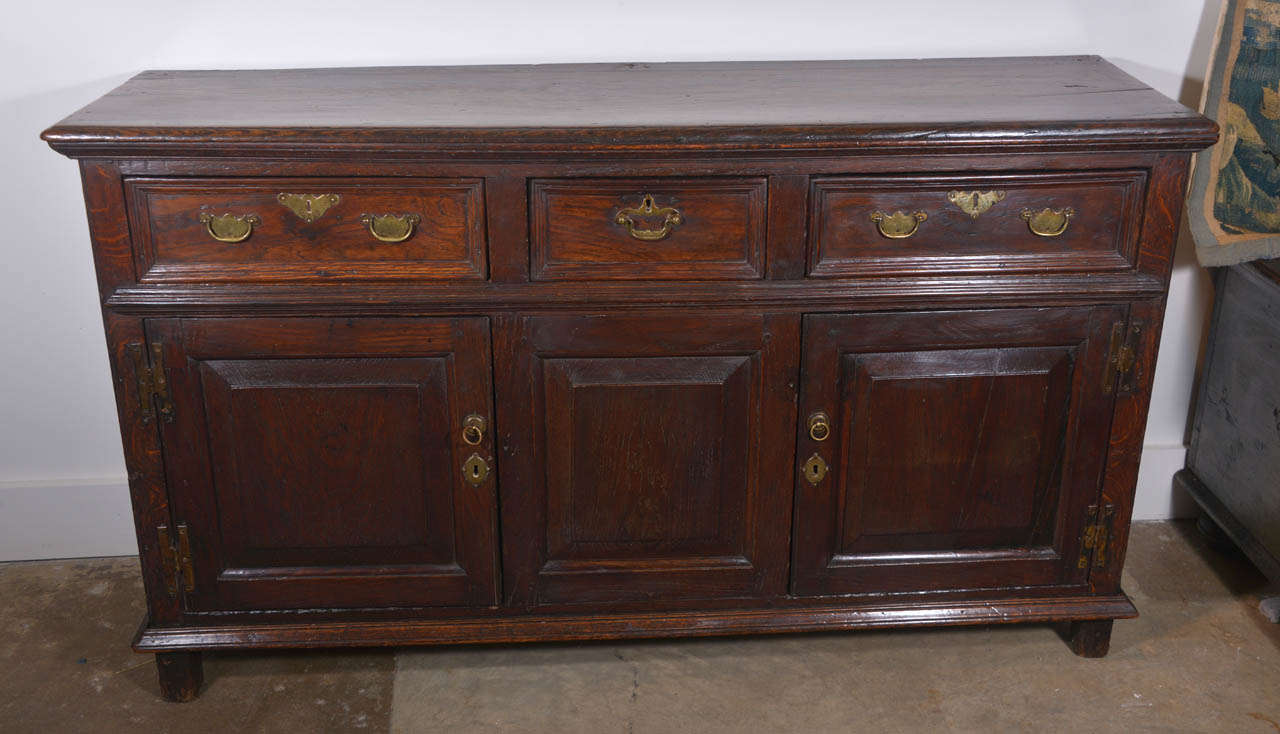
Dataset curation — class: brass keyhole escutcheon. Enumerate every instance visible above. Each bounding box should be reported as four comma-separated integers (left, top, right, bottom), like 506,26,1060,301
947,190,1005,218
462,453,490,487
462,414,486,446
807,411,830,442
277,193,341,223
802,453,829,485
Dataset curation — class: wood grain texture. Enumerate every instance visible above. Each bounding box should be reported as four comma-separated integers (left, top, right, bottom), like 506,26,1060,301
134,593,1138,651
792,307,1121,596
1064,619,1114,658
496,312,797,606
152,317,498,611
484,175,529,283
154,651,202,702
43,57,1216,157
102,273,1170,317
530,178,766,280
808,170,1146,277
765,174,809,279
81,163,183,626
126,178,486,282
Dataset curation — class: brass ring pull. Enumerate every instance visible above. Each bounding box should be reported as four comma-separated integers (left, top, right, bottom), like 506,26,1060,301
1021,207,1074,237
198,213,260,243
870,210,927,239
614,194,683,241
462,414,486,446
360,213,421,243
808,411,830,442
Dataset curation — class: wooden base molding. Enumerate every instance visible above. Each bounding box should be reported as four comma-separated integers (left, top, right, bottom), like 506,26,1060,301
134,594,1138,651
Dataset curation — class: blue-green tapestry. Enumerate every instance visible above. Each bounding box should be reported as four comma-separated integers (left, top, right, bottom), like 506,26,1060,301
1189,0,1280,265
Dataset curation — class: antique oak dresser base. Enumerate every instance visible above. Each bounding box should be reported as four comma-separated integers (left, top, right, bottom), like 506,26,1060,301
44,57,1216,700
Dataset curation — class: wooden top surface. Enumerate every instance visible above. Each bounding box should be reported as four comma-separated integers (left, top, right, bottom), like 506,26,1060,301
43,56,1217,156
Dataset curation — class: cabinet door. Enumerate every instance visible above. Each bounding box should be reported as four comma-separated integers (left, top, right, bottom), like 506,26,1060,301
496,313,798,606
151,317,497,611
792,307,1122,596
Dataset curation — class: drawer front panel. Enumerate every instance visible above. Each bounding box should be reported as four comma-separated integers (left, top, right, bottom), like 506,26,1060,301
127,178,487,282
530,177,767,280
809,170,1147,277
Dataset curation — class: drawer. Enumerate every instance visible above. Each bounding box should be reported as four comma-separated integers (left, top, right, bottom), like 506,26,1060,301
126,178,487,282
530,177,767,280
808,170,1147,277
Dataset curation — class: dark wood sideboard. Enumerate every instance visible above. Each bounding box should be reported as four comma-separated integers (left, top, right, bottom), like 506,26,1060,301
43,57,1217,701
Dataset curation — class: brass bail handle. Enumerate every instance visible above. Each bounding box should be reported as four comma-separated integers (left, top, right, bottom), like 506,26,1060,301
198,212,260,243
1021,207,1074,237
614,194,683,241
361,213,422,243
870,210,927,239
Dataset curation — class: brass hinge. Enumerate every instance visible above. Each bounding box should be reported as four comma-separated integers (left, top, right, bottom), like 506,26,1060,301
157,523,195,596
1103,320,1143,395
127,341,174,423
1077,503,1116,570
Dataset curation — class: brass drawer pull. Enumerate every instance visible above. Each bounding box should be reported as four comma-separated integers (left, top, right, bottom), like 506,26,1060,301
198,212,260,243
462,414,486,445
614,194,683,241
1021,207,1074,237
807,411,830,441
870,210,927,239
360,213,421,243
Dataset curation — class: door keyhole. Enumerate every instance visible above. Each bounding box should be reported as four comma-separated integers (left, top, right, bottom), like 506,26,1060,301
803,453,828,485
462,454,490,487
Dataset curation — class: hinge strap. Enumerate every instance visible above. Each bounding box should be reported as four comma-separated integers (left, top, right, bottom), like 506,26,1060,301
1103,320,1143,395
156,523,194,596
1077,503,1116,570
175,524,195,593
128,341,174,423
157,524,179,596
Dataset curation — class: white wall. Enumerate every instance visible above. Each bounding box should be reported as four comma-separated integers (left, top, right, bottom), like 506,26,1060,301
0,0,1223,559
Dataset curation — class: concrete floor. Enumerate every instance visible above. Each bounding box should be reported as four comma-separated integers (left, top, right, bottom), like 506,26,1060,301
1,521,1277,733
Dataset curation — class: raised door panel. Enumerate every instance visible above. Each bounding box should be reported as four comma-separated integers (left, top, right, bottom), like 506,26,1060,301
793,307,1122,596
496,313,798,606
151,317,497,611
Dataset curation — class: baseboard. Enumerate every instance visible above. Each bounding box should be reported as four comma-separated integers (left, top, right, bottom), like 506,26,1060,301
0,444,1197,561
0,478,137,561
1132,445,1197,520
